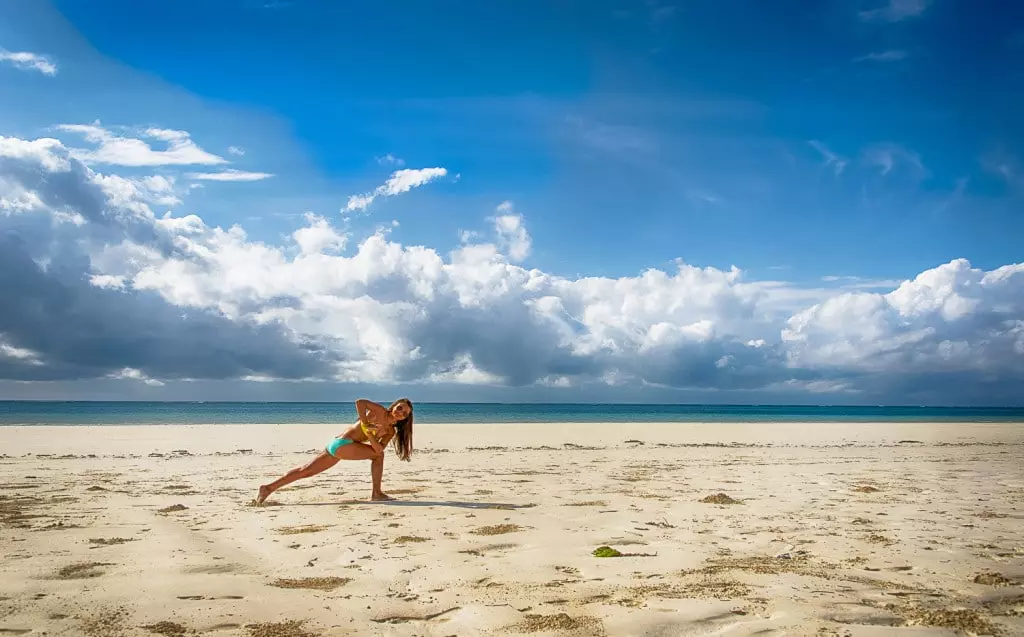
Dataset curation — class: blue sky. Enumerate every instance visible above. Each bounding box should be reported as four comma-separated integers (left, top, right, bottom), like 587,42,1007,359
1,0,1022,404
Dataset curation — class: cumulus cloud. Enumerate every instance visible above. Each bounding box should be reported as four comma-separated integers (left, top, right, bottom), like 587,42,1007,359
492,201,531,263
57,123,227,167
1,133,1022,403
0,48,57,75
292,213,347,255
344,167,448,212
0,135,333,383
185,169,274,182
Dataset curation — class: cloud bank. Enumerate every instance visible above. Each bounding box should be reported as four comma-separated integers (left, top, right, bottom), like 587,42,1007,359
1,134,1021,403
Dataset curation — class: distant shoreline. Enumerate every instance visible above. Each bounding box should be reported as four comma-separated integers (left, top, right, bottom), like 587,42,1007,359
1,400,1022,425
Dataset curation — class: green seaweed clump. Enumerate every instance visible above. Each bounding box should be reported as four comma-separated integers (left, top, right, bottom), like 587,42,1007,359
593,546,623,558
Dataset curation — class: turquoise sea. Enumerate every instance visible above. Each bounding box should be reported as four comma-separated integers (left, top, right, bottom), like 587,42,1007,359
0,402,1022,425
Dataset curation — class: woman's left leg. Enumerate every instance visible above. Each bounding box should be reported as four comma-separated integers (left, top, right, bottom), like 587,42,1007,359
256,451,339,505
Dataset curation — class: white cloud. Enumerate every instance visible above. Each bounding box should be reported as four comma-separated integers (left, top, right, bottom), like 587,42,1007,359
808,140,847,176
859,0,930,22
345,194,376,212
492,201,531,263
94,174,182,210
0,136,71,171
57,123,227,167
854,49,909,63
2,132,1023,401
227,146,246,156
862,143,927,179
186,169,274,182
0,338,43,365
344,167,448,212
379,167,448,196
292,213,347,255
0,48,57,75
376,153,405,167
784,259,1024,377
107,367,165,386
89,274,127,290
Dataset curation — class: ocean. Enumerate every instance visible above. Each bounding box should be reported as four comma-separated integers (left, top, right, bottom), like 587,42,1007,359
0,401,1022,425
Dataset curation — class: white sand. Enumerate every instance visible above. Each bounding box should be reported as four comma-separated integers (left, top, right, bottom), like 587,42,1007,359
1,421,1022,636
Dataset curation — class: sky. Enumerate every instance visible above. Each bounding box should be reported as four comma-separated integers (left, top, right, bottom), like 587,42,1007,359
0,0,1022,405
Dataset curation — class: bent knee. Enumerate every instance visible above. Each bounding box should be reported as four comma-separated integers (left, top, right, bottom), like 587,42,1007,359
371,451,385,461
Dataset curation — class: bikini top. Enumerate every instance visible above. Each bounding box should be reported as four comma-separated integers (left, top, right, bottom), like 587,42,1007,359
359,411,391,440
360,419,374,439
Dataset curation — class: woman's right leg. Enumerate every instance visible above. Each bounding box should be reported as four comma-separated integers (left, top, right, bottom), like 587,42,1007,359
256,451,339,505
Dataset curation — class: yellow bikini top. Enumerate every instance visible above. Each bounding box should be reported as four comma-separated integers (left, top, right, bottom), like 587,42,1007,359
359,413,389,439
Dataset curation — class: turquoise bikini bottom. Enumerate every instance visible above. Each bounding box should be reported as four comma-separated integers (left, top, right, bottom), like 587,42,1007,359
326,437,354,457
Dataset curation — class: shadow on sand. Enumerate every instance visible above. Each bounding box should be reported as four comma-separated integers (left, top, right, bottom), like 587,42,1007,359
285,499,530,510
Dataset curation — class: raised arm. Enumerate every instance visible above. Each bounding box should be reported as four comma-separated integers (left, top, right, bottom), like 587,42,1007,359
355,399,391,426
355,399,392,454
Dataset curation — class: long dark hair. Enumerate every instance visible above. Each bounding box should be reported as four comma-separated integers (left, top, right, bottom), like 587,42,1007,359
389,398,414,461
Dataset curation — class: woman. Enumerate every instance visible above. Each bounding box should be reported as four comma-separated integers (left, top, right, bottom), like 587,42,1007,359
255,398,414,505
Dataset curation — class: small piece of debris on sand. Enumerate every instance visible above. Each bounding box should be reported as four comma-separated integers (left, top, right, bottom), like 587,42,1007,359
275,525,330,535
854,485,880,493
89,537,136,546
245,619,319,637
270,577,350,591
973,571,1014,586
699,493,743,505
471,524,523,536
515,613,600,633
900,607,1000,634
157,504,189,513
142,621,191,636
56,562,112,579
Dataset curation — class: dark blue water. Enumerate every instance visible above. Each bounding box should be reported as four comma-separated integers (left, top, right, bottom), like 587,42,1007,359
0,402,1022,425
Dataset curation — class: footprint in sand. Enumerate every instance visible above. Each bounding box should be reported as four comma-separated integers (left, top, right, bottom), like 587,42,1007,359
182,563,239,575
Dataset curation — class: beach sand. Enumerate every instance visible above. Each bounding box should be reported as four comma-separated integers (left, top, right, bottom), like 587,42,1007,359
1,421,1022,636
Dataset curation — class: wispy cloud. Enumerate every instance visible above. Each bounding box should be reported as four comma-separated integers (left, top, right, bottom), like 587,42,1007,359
376,153,405,167
821,275,903,290
227,146,245,157
569,116,655,155
58,123,227,167
859,0,930,22
808,140,847,176
0,48,57,76
982,153,1024,193
854,49,909,63
344,167,448,212
186,169,274,182
862,143,927,179
647,0,676,24
687,190,723,208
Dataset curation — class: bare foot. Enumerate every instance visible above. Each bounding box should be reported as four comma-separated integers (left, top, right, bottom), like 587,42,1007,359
255,484,272,505
371,492,395,501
